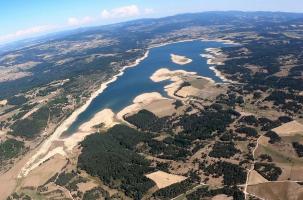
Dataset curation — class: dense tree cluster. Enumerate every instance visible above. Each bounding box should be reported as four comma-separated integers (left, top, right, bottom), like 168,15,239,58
278,116,293,123
292,142,303,157
7,193,32,200
204,161,247,185
215,93,245,107
0,139,24,161
55,171,76,186
209,141,239,158
173,100,183,109
235,126,258,137
7,95,27,106
239,115,259,126
9,106,49,138
125,109,170,132
259,154,273,162
219,131,235,141
176,106,240,141
258,117,281,131
265,91,303,107
264,131,281,144
147,138,191,161
254,162,282,181
152,179,193,199
82,187,110,200
78,125,155,199
219,33,303,92
253,91,262,99
124,105,241,163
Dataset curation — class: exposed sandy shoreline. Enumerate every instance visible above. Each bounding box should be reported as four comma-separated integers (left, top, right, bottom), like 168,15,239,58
0,99,7,106
64,109,117,151
18,51,149,178
209,66,232,83
201,48,238,84
150,68,216,100
18,37,238,178
151,68,196,99
170,54,192,65
150,68,197,83
116,92,167,122
201,38,240,45
148,38,238,52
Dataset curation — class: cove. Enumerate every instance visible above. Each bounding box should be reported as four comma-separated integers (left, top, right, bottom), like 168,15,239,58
63,40,231,136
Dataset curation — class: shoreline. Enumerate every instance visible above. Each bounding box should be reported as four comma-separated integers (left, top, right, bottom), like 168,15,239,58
209,66,236,84
150,37,239,85
170,54,192,65
148,37,238,50
18,37,238,177
18,50,149,178
64,108,117,151
116,92,167,122
201,48,238,84
150,68,216,100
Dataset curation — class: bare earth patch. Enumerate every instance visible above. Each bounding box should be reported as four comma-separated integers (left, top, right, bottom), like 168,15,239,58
64,108,118,151
170,54,192,65
143,99,176,117
247,182,303,200
176,77,224,99
255,135,303,181
247,170,268,185
272,120,303,136
212,194,233,200
20,154,67,188
117,92,170,121
0,99,7,106
150,68,196,83
0,61,40,82
145,170,187,189
150,68,217,100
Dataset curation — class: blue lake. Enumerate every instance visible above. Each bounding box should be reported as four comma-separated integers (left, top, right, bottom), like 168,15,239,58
63,40,230,135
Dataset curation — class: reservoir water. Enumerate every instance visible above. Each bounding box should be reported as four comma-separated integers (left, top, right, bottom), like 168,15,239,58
64,40,231,135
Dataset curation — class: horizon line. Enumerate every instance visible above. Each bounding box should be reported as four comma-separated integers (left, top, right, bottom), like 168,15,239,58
1,10,303,47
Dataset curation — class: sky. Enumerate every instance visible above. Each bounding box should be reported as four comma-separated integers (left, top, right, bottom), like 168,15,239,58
1,0,303,44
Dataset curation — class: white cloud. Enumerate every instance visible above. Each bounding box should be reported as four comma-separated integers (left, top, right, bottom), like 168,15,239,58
67,16,94,26
144,8,155,15
0,5,155,44
101,5,141,19
0,25,57,43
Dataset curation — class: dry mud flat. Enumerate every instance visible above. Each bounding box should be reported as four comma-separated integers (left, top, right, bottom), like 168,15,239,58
150,68,224,100
170,54,192,65
64,108,118,151
0,99,7,106
116,92,177,121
